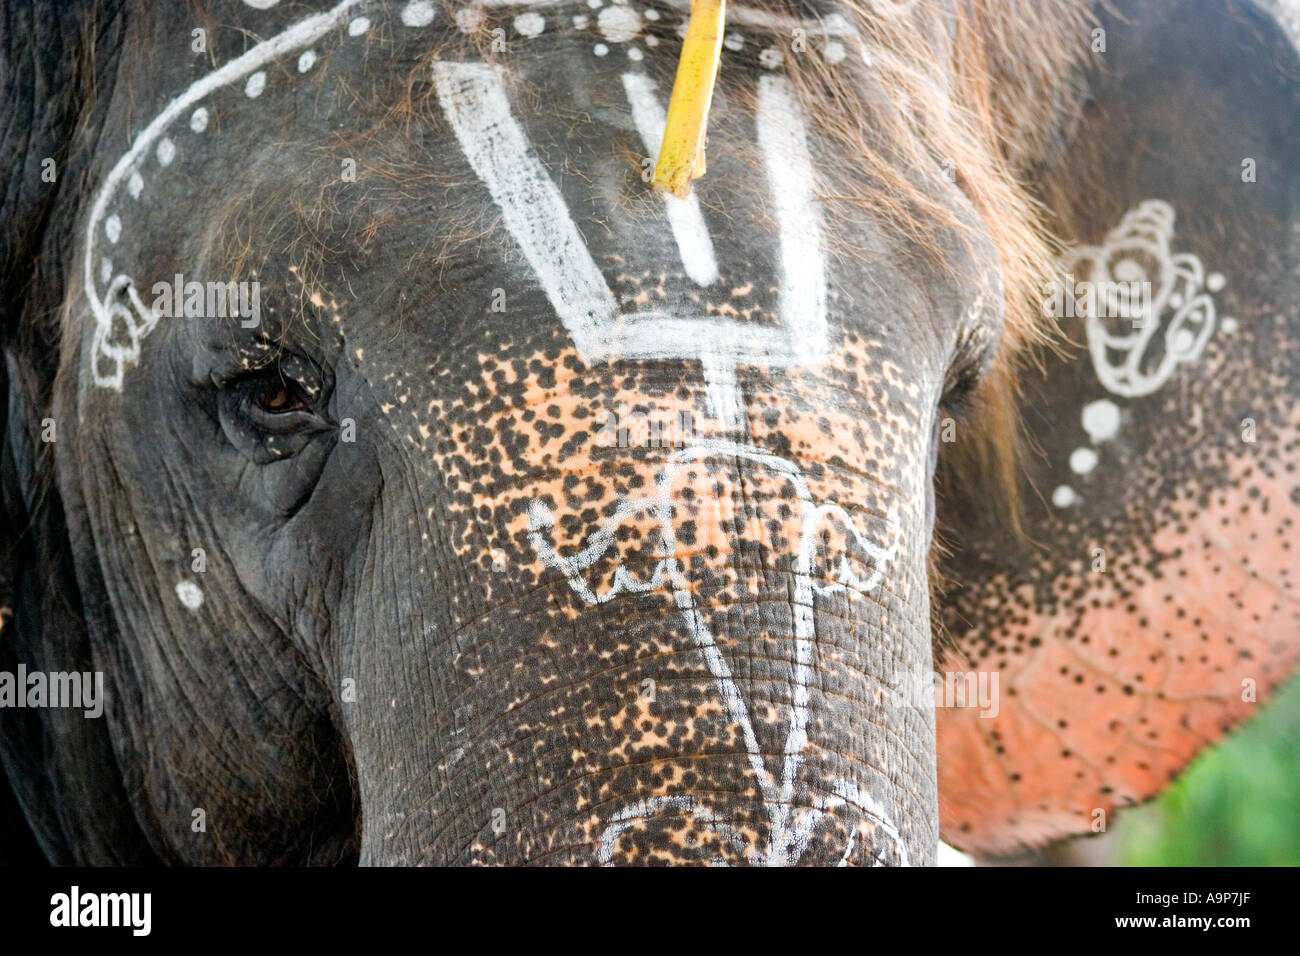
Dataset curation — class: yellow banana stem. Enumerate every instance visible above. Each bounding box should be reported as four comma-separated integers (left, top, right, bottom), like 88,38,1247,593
654,0,726,199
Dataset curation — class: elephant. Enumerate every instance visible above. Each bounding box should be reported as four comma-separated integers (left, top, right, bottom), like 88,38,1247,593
0,0,1296,866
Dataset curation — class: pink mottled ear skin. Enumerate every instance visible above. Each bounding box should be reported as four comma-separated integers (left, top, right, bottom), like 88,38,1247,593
937,465,1300,854
934,0,1300,857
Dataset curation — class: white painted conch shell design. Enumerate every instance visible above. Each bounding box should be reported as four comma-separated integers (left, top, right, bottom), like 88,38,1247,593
1065,199,1224,398
526,439,907,865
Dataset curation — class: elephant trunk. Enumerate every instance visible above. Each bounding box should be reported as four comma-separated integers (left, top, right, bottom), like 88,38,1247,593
345,441,939,865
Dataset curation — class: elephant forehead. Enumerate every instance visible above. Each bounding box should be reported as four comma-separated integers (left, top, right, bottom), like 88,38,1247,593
81,0,961,393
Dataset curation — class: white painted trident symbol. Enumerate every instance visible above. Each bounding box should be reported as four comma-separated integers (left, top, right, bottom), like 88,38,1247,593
434,60,829,431
526,440,907,865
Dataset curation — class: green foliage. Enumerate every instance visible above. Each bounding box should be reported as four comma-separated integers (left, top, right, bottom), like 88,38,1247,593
1115,673,1300,866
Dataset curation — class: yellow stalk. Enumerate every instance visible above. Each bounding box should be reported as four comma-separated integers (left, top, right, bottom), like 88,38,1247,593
653,0,726,199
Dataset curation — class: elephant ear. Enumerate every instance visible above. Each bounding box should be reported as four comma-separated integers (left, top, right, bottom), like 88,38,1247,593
934,0,1300,856
0,0,157,863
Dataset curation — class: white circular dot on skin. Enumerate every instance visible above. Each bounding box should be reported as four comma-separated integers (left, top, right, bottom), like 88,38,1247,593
1052,485,1081,508
724,33,744,51
645,35,659,47
1222,316,1239,334
245,71,267,98
515,11,545,37
1081,398,1121,443
401,0,437,27
1069,447,1099,475
573,15,589,28
587,0,603,8
593,42,609,56
127,171,144,199
627,46,643,61
298,50,317,72
825,40,846,63
597,5,641,42
100,258,112,283
242,0,280,8
759,47,782,69
644,8,660,19
1114,259,1143,281
1169,292,1183,308
348,16,370,36
175,580,204,610
456,8,484,33
1171,329,1196,354
189,107,209,133
1206,271,1226,292
156,138,175,166
105,215,121,244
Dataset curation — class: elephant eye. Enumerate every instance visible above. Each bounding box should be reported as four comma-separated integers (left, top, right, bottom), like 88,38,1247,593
216,361,331,466
252,384,310,415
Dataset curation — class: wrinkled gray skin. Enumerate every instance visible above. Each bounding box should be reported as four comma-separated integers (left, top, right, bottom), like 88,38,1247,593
0,0,1297,865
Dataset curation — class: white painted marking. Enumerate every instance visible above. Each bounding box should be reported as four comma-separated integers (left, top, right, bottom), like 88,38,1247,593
597,4,641,42
757,74,828,367
156,138,176,165
298,50,317,72
245,71,267,97
243,0,281,8
100,258,112,284
1206,271,1226,292
724,33,744,51
127,172,143,199
1081,399,1120,443
1069,447,1098,475
105,215,121,243
759,47,782,69
1052,485,1080,508
627,46,642,61
593,42,609,56
531,440,906,866
189,107,209,132
825,40,846,63
175,580,204,610
401,0,437,27
433,61,621,352
82,0,366,389
1065,200,1221,398
1221,316,1238,334
620,72,719,287
514,11,546,36
348,16,370,35
457,7,485,31
435,63,827,434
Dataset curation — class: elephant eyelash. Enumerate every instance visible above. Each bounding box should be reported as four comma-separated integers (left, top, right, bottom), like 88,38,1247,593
939,375,979,421
939,391,976,421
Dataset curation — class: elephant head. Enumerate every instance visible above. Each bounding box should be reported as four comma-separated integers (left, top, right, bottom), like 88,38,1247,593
0,0,1296,866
